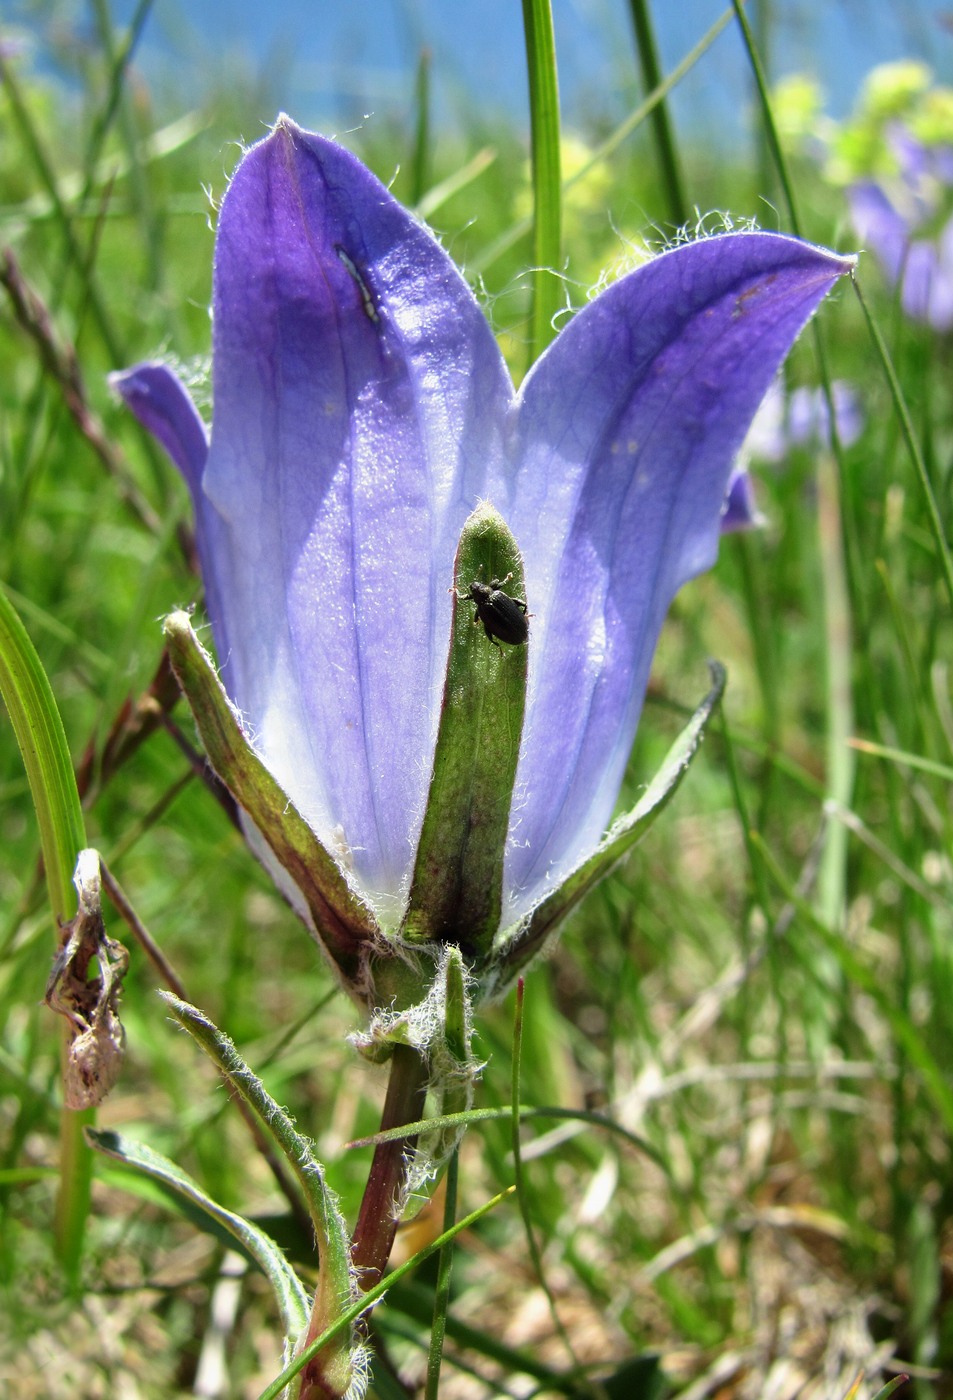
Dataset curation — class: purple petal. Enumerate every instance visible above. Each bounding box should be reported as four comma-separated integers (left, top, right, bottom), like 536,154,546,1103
109,361,236,672
907,215,953,332
720,467,764,533
930,215,953,331
898,236,953,330
900,239,940,322
501,232,852,913
200,118,512,912
109,361,208,497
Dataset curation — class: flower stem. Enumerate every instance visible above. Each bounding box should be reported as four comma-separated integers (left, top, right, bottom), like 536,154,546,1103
350,1042,429,1289
297,1045,428,1399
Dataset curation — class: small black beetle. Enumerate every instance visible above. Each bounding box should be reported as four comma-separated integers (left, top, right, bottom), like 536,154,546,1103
455,573,529,650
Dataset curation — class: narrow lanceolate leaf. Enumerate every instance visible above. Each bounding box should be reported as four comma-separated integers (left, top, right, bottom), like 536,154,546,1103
86,1127,310,1348
160,994,358,1398
868,1377,910,1400
499,664,726,981
163,611,377,983
401,506,528,954
0,582,85,923
0,582,92,1276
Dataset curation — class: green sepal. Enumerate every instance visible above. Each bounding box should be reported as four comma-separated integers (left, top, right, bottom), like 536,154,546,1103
353,946,481,1210
86,1127,310,1356
162,612,377,988
417,946,477,1169
400,505,527,954
492,663,727,988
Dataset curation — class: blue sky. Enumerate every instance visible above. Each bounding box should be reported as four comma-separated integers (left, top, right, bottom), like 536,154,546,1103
15,0,953,148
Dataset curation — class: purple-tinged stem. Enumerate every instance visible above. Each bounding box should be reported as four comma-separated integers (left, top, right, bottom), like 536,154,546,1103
350,1042,429,1288
297,1043,428,1400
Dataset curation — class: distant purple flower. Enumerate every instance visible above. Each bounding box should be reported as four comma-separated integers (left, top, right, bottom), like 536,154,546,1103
114,118,850,928
788,381,864,450
722,378,863,532
850,123,953,331
720,466,767,534
744,379,863,466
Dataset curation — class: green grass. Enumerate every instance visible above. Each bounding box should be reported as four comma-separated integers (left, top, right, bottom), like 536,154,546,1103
1,5,952,1398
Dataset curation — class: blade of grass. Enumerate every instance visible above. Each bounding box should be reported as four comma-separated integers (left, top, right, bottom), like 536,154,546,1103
415,147,496,222
753,832,953,1134
816,447,855,930
474,5,734,277
520,0,561,366
510,980,580,1372
626,0,688,228
387,1278,589,1394
730,1,861,940
0,49,123,364
0,583,91,1278
847,738,953,784
88,0,164,302
409,46,432,208
729,0,800,232
852,276,953,613
423,1148,458,1400
348,1103,667,1174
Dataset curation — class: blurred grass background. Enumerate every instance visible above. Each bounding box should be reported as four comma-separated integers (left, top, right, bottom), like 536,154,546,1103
2,2,952,1397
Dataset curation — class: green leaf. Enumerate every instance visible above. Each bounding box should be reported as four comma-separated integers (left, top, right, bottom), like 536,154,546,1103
0,581,92,1276
0,582,86,923
867,1378,909,1400
159,994,359,1396
401,506,528,953
86,1127,310,1347
499,664,726,981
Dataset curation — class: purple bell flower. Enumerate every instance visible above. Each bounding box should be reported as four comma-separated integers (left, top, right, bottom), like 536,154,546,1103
114,117,851,945
849,123,953,332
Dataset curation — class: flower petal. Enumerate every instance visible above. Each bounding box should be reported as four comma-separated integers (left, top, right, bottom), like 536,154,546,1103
109,361,208,497
902,229,953,331
200,118,512,915
501,232,853,913
720,467,764,533
110,361,235,673
787,381,864,450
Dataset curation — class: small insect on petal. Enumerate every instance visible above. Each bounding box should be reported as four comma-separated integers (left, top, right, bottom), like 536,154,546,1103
455,575,529,650
335,243,381,325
